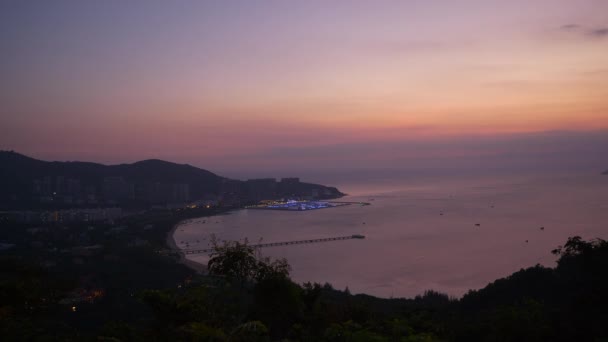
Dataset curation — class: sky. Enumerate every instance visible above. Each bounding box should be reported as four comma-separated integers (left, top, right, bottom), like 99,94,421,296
1,0,607,179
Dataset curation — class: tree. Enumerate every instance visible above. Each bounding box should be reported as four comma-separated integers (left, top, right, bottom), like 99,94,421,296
254,256,291,283
230,321,270,342
207,237,259,283
207,236,291,285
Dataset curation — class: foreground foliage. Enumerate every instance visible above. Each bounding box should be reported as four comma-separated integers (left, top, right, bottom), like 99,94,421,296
1,231,607,341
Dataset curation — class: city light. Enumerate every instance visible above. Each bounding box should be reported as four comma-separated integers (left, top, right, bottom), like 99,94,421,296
247,200,355,211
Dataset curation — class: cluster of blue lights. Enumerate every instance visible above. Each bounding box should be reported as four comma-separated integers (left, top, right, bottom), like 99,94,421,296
265,200,332,211
248,200,357,211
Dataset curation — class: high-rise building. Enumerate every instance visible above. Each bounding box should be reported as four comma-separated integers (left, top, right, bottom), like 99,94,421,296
102,177,133,202
279,177,300,196
246,178,277,202
170,184,190,203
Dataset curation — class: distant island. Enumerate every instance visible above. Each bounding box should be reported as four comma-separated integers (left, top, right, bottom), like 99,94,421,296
0,151,343,212
603,170,608,175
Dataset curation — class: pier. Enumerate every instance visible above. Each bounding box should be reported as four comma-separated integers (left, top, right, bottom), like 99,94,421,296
180,234,365,255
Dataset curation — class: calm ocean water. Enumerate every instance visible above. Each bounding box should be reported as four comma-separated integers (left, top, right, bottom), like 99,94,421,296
174,173,608,298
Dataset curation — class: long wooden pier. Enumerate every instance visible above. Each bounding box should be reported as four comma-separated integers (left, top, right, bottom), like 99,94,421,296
180,234,365,255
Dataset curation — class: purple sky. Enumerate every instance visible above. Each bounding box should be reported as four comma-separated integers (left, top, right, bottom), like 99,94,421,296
1,1,607,176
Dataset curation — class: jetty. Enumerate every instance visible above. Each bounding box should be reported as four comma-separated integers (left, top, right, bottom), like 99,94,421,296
180,234,366,255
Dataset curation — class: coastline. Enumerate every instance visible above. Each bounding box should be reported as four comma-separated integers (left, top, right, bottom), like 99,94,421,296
167,220,208,274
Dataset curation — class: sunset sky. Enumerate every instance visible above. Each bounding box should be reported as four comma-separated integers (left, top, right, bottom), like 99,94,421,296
1,1,607,177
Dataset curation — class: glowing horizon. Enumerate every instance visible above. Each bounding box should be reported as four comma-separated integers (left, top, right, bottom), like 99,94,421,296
1,1,607,172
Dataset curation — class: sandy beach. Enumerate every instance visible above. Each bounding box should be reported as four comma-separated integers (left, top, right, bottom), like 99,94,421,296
166,221,208,274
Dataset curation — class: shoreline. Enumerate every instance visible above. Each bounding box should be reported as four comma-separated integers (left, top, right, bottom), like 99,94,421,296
167,220,208,274
164,201,343,275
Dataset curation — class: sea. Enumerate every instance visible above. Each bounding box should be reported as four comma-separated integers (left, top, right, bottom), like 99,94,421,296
173,172,608,298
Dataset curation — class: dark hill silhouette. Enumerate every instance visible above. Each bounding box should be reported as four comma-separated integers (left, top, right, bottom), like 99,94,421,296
0,152,220,184
451,236,608,341
603,170,608,175
0,151,342,209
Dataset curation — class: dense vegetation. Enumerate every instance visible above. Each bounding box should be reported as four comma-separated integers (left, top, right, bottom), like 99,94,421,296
2,208,607,342
0,207,218,340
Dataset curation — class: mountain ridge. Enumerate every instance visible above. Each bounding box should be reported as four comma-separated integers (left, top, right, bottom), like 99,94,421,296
0,151,343,210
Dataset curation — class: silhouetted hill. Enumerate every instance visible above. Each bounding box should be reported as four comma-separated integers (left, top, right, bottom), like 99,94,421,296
0,151,343,210
0,152,220,187
451,237,608,341
0,151,223,209
603,170,608,175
